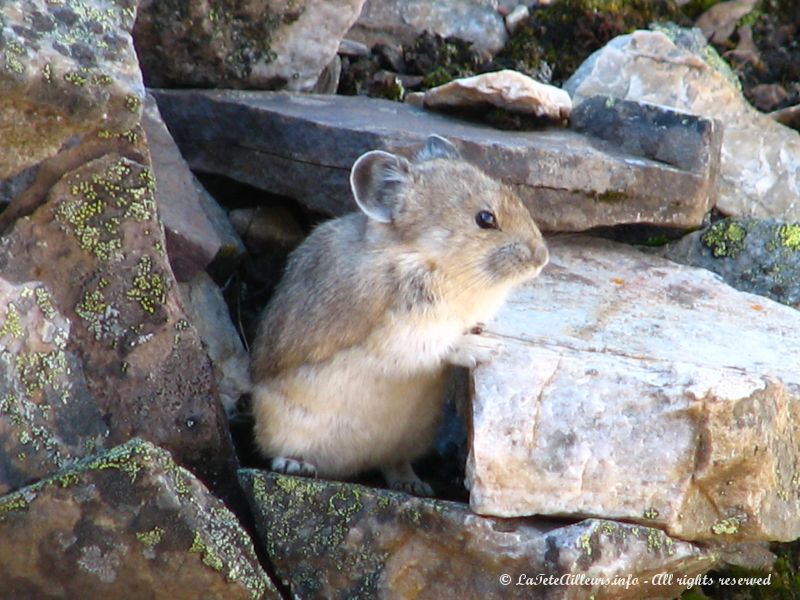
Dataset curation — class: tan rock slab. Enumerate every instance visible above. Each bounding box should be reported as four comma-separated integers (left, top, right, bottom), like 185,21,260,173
418,70,572,120
467,235,799,542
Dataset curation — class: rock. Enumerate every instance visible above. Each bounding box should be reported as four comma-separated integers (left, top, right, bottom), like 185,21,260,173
240,470,718,600
748,83,789,112
564,28,800,220
0,0,144,180
152,89,720,233
661,218,800,309
772,104,800,131
347,0,508,55
467,235,800,542
0,154,238,495
0,278,107,494
229,207,306,253
133,0,367,92
178,272,250,416
0,439,278,599
504,4,529,35
695,0,758,44
414,70,572,120
141,95,245,281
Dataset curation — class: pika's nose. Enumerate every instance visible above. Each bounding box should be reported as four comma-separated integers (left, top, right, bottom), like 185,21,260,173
532,241,549,268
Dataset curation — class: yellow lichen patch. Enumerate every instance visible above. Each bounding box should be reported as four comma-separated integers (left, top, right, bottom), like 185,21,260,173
0,303,23,338
126,256,167,315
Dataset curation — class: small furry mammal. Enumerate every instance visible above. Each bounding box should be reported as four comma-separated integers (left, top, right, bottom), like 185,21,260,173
250,136,548,495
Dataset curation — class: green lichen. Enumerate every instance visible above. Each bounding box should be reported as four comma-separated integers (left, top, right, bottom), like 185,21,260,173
15,349,69,399
0,303,23,338
34,287,57,320
0,493,29,521
137,526,165,547
600,522,617,535
702,220,748,258
190,532,226,571
643,507,660,520
711,516,741,535
55,159,157,262
578,532,593,556
776,223,800,251
126,256,167,315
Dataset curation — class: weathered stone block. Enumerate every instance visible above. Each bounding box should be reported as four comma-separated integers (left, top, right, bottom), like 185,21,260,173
240,470,718,600
142,94,244,281
133,0,367,91
152,89,721,233
0,153,237,495
565,27,800,220
0,439,278,599
467,236,800,542
0,0,144,180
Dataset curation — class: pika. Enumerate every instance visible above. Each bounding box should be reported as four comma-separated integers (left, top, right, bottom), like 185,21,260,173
250,135,548,495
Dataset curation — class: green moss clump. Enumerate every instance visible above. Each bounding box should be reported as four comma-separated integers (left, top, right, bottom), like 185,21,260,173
405,32,482,90
702,220,748,258
500,0,685,84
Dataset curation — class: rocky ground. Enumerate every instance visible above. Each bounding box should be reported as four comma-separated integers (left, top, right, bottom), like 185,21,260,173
1,0,799,598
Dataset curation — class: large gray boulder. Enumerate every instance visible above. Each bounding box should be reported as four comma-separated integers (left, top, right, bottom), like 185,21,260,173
565,28,800,220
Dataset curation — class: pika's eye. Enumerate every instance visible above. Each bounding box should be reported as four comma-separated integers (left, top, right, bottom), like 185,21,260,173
475,210,498,230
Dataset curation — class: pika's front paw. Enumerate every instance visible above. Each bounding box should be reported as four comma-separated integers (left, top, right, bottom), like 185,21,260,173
392,478,434,497
381,462,434,497
447,332,503,369
271,456,318,478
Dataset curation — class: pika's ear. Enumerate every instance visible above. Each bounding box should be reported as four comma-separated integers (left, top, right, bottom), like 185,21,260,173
350,150,411,223
416,135,461,161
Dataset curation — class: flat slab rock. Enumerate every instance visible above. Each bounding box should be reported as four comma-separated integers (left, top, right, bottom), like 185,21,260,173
151,89,720,233
467,235,798,542
0,439,278,599
240,470,718,600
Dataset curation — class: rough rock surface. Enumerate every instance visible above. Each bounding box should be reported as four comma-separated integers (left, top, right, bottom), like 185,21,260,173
0,0,144,180
468,235,799,542
565,28,800,220
142,94,245,281
152,89,720,233
408,70,572,120
0,439,278,599
662,218,800,309
240,470,718,600
178,271,250,416
133,0,367,92
347,0,508,55
0,153,237,494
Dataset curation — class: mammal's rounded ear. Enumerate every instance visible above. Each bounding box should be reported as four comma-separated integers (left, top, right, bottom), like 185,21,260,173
416,135,461,162
350,150,411,223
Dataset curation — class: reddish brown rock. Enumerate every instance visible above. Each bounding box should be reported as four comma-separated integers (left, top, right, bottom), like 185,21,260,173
0,154,237,494
0,439,278,599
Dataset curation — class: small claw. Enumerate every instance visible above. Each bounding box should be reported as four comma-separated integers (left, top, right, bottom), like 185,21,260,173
271,456,318,477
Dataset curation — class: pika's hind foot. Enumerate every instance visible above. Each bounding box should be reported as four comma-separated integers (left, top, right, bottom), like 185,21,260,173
271,456,318,477
382,462,434,497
